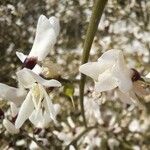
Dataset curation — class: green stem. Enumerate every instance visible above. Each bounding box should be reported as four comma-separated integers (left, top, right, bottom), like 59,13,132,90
79,0,108,128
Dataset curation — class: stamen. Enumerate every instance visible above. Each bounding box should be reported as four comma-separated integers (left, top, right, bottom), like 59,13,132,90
23,57,37,69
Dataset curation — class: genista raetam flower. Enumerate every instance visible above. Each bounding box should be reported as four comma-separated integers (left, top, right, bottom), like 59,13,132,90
15,68,61,129
79,49,149,104
16,15,60,74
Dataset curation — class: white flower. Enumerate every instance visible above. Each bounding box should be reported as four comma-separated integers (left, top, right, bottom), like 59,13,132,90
79,49,132,93
16,14,60,72
15,68,61,129
79,49,145,104
3,118,19,134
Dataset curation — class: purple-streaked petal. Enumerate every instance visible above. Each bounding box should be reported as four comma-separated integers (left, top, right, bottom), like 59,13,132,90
15,90,34,129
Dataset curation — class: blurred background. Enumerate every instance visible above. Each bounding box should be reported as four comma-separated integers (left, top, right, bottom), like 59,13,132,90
0,0,150,149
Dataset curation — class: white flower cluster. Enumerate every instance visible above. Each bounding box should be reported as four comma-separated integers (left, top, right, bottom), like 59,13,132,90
0,15,149,146
0,15,61,133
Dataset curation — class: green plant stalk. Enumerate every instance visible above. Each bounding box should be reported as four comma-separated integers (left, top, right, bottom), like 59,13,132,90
79,0,108,128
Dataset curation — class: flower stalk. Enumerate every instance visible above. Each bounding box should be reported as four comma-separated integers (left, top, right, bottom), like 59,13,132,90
80,0,108,128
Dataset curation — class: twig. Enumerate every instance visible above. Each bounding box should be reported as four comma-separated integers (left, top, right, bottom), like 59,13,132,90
22,131,49,150
79,0,108,128
64,126,96,150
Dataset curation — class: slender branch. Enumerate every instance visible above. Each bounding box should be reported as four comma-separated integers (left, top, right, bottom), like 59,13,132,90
64,126,96,150
22,131,49,150
79,0,108,128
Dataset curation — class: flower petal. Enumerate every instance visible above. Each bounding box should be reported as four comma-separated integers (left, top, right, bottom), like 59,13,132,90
49,16,60,37
3,119,19,134
117,90,138,105
94,69,118,92
32,64,42,74
16,51,27,62
10,102,19,117
15,90,34,129
117,90,133,104
17,69,36,88
40,85,56,121
98,49,120,66
112,52,132,93
0,83,26,106
29,109,51,128
79,62,104,81
29,15,58,61
17,68,61,88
